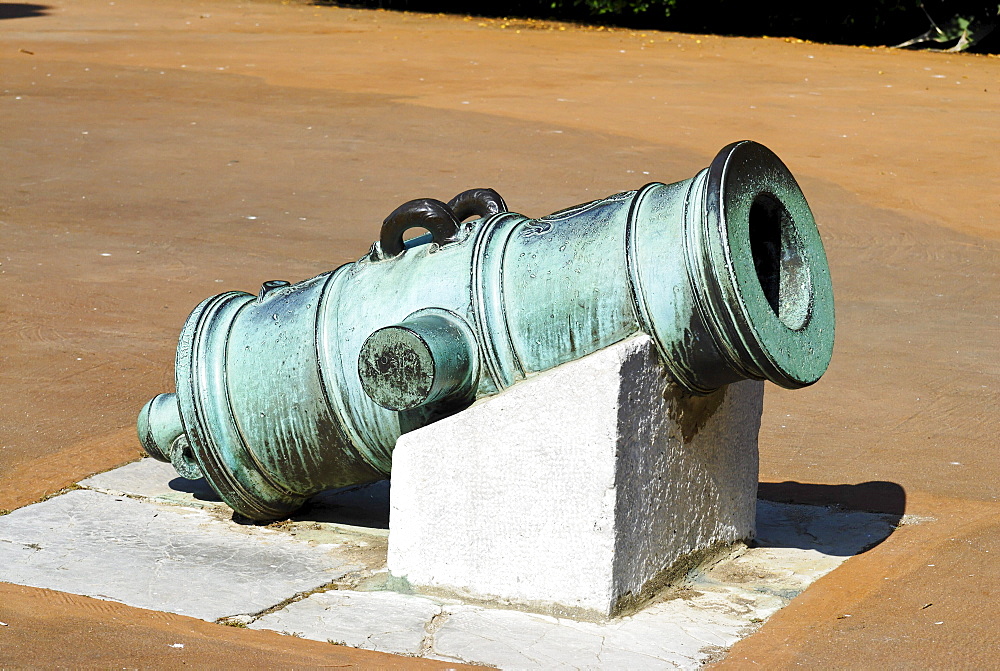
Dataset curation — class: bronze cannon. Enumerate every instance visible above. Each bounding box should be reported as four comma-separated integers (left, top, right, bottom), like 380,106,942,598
139,141,835,521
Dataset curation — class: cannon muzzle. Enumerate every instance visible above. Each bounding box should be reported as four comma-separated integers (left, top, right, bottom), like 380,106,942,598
139,140,834,520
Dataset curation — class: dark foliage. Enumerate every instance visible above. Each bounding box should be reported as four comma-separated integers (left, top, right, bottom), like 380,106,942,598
327,0,999,52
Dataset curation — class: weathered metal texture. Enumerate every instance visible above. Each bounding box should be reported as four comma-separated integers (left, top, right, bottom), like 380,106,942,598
139,141,834,521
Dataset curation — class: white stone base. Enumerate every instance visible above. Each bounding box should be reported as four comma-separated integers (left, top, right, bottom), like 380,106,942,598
387,335,764,618
1,458,902,668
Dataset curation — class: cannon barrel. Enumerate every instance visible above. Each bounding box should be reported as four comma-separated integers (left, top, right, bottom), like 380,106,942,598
139,141,834,521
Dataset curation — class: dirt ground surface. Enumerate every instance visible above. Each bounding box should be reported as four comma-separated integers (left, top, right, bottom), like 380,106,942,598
1,0,997,666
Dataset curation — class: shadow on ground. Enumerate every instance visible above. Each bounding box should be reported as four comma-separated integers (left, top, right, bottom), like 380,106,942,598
172,475,906,552
296,480,391,529
168,476,222,502
758,480,906,515
0,3,50,19
755,480,905,556
169,476,392,529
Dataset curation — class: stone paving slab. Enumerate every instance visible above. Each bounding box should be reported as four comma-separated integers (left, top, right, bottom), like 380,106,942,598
245,495,898,669
430,603,733,668
246,498,900,668
80,459,224,508
0,459,902,667
248,589,443,654
0,489,356,621
81,459,391,535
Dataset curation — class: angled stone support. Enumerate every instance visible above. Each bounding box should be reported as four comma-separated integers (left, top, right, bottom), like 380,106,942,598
387,335,764,619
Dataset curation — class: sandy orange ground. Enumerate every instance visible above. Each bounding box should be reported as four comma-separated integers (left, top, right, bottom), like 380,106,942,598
1,0,998,666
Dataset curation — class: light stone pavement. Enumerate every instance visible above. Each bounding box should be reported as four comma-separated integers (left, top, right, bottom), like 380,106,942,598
0,459,901,668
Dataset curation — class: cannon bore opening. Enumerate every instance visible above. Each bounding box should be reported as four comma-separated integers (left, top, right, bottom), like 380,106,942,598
747,192,812,331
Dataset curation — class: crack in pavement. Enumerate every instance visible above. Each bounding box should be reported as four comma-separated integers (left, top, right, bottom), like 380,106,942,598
417,607,449,657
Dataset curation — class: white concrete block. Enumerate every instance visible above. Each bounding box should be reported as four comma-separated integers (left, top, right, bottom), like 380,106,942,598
388,334,764,618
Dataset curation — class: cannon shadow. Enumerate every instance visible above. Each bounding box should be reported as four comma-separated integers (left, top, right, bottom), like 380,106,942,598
169,474,905,551
281,479,907,544
168,476,392,529
294,480,391,529
755,480,906,556
168,476,222,502
0,3,50,19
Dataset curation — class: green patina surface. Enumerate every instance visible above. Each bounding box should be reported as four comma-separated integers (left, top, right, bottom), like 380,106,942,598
139,141,835,521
